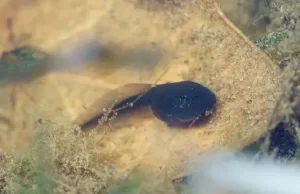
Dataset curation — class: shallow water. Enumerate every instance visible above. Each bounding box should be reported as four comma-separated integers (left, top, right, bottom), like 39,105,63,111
0,0,294,194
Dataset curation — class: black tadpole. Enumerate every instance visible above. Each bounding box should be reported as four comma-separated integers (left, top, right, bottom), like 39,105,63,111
81,81,217,129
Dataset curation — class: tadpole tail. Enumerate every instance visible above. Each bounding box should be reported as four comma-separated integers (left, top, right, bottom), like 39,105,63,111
80,87,155,131
112,88,154,112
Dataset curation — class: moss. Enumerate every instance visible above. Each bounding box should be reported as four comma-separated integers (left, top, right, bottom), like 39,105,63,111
254,29,290,50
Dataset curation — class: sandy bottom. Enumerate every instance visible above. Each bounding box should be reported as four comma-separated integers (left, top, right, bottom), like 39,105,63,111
0,0,281,179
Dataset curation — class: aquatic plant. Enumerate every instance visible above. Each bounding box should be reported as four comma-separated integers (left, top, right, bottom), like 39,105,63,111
0,121,116,194
254,29,289,50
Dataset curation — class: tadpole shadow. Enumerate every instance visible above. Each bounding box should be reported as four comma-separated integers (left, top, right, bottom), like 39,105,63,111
2,17,164,83
48,40,164,81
